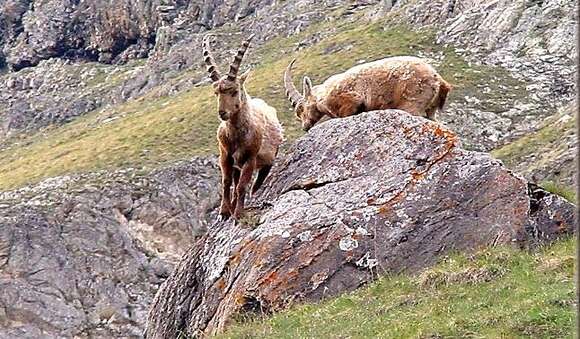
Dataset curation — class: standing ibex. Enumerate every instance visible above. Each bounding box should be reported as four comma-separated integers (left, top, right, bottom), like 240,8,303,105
284,56,451,131
203,34,284,220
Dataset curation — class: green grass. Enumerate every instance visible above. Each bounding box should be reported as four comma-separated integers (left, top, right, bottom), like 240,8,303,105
0,20,526,190
541,181,577,204
220,238,576,338
492,117,575,169
492,107,576,190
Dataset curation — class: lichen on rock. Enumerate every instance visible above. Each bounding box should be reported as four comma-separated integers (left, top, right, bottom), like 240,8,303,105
145,110,575,338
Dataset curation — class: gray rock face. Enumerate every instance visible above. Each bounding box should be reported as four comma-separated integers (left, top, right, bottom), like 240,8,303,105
0,0,276,71
437,0,576,104
0,58,132,137
387,0,577,152
145,110,575,337
0,157,220,338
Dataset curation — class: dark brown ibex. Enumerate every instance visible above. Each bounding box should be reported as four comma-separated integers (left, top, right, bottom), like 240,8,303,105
203,34,284,220
284,56,452,131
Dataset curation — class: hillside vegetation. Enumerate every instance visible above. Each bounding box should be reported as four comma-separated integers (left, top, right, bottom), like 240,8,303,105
0,19,525,190
492,103,577,195
220,238,576,338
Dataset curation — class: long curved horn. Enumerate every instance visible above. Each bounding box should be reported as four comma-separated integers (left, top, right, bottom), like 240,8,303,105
202,35,221,82
227,34,255,80
284,59,304,108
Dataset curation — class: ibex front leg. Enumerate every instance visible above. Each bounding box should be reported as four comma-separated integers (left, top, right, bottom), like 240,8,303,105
219,151,234,220
233,157,256,219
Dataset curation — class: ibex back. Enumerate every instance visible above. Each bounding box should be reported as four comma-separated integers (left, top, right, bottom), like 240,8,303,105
284,56,451,131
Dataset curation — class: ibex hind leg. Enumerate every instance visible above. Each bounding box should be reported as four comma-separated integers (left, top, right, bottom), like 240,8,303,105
252,165,272,195
232,168,241,206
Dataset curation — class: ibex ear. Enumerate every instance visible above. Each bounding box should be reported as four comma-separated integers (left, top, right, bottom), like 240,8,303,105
303,76,313,97
239,69,251,85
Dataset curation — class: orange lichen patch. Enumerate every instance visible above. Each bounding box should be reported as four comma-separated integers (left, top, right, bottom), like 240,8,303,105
252,231,348,304
234,293,247,306
257,268,300,304
411,170,425,181
420,123,458,145
242,238,275,263
216,277,226,290
433,125,451,138
377,205,390,215
377,181,413,215
260,271,279,286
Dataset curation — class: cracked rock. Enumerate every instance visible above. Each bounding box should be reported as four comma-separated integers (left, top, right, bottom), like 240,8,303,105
146,110,575,337
0,157,220,338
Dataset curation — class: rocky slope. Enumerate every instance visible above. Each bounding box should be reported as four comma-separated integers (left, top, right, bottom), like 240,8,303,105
146,110,575,337
0,158,219,338
0,0,276,71
0,0,576,338
0,0,344,137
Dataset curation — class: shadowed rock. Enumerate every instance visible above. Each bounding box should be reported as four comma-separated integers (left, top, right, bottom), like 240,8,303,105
146,110,575,338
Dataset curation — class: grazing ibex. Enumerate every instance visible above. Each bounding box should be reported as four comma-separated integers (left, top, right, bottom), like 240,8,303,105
203,34,284,220
284,56,452,131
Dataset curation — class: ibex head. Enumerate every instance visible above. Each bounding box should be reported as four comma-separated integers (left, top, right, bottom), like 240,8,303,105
284,59,325,131
203,34,254,121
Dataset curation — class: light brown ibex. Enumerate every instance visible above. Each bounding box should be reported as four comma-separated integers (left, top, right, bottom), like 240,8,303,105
203,34,284,220
284,56,452,131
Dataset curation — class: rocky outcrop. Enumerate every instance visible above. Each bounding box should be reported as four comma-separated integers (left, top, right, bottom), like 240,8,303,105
0,0,277,71
437,0,577,105
0,157,219,338
145,110,575,337
492,103,577,186
383,0,577,153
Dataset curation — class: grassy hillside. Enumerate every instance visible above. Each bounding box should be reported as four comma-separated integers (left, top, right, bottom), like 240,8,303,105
220,238,576,338
0,19,526,190
492,105,576,201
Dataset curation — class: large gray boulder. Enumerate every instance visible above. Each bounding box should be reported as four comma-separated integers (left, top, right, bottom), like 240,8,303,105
146,110,575,337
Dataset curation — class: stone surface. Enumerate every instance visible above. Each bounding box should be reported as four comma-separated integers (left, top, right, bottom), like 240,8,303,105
0,157,220,338
0,0,277,71
145,110,575,337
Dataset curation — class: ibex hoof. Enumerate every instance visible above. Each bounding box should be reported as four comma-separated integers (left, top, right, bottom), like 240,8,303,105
218,213,231,222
